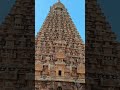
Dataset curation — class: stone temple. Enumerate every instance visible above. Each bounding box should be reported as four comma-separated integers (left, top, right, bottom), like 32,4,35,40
86,0,120,90
35,1,85,90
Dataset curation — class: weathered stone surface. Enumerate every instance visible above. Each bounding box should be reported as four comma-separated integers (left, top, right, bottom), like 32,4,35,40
0,0,35,89
35,1,85,90
86,0,120,89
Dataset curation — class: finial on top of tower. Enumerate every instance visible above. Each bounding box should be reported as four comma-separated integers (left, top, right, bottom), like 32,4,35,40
58,0,60,2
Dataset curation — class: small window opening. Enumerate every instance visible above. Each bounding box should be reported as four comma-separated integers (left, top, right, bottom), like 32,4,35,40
58,70,62,76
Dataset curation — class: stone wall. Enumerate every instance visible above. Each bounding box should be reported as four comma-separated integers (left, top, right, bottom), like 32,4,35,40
86,0,120,89
0,0,35,90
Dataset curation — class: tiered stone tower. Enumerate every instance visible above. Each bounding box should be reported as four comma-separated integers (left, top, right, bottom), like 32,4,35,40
0,0,35,90
35,1,85,90
86,0,120,89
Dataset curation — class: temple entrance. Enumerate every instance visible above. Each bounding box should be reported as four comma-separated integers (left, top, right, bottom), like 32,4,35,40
57,86,62,90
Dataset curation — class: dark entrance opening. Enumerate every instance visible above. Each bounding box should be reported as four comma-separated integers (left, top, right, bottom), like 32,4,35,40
58,70,62,76
57,86,62,90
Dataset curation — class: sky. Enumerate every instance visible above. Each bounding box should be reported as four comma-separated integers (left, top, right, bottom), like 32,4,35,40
97,0,120,42
35,0,85,42
0,0,119,42
0,0,15,24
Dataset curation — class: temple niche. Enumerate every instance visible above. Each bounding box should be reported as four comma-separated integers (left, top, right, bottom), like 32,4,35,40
35,1,85,90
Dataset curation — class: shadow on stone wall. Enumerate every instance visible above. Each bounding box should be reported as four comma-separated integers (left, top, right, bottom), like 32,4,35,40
0,0,35,90
86,0,120,90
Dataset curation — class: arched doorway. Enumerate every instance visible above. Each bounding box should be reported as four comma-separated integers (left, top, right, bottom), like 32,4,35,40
57,86,62,90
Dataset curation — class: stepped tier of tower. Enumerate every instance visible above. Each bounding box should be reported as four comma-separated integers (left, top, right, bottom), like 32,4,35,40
35,1,85,90
86,0,120,89
0,0,35,90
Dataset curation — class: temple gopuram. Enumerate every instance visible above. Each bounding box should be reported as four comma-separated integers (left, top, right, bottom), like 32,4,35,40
35,1,85,90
